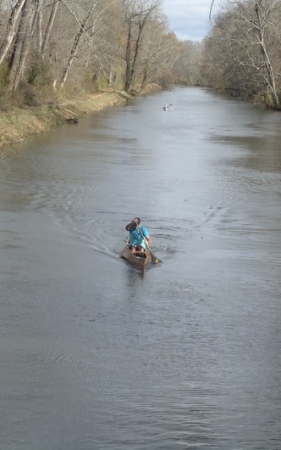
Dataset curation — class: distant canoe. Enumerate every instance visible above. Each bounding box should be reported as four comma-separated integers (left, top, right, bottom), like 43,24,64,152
120,245,151,273
163,104,172,111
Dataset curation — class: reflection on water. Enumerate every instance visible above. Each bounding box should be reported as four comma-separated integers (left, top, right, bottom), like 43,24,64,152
0,87,281,450
213,134,281,172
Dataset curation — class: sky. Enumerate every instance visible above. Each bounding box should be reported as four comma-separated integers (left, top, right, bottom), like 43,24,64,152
161,0,220,42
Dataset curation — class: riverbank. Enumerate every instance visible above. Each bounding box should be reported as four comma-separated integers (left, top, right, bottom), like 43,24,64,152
0,84,161,156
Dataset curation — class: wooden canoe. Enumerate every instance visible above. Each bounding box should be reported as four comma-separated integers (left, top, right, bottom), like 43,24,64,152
120,245,151,273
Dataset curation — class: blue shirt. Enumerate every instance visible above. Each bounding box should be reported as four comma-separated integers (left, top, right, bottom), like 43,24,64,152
129,225,149,248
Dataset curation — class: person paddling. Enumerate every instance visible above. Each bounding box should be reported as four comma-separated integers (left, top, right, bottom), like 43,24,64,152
125,217,150,254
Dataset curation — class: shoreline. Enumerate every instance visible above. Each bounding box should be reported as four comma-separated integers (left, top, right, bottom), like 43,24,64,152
0,84,161,156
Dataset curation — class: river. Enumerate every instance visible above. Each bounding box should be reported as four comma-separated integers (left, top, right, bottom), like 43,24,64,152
0,87,281,450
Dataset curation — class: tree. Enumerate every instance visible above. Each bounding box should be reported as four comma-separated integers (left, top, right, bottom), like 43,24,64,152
58,0,99,88
8,0,37,90
201,0,281,107
253,0,280,106
172,40,204,86
0,0,27,66
122,0,161,92
41,0,59,59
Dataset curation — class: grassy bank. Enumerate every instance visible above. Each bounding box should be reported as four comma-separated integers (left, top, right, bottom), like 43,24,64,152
0,84,160,156
0,90,130,155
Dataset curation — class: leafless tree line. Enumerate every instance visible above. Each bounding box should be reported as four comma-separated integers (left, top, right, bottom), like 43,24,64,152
0,0,192,98
202,0,281,108
1,0,279,110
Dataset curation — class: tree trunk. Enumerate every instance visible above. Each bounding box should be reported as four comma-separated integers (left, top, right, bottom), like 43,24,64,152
0,0,27,65
60,9,92,88
123,0,160,92
35,0,43,54
254,0,280,107
128,19,145,90
11,0,37,90
41,0,59,59
124,19,132,91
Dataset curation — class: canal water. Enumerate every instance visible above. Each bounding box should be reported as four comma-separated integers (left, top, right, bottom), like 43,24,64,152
0,87,281,449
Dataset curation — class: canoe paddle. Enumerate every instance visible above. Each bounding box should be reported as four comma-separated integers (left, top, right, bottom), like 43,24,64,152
145,241,161,264
139,228,161,264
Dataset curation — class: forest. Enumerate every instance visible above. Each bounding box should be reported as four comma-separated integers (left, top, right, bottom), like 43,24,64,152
0,0,280,111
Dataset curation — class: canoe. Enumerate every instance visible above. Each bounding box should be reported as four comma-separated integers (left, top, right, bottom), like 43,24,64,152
120,245,151,273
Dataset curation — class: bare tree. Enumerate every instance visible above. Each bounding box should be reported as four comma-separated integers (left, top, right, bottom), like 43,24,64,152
138,25,181,90
58,0,115,88
202,0,281,107
122,0,161,92
253,0,280,106
59,0,95,87
0,0,27,65
0,0,204,97
41,0,59,59
8,0,38,90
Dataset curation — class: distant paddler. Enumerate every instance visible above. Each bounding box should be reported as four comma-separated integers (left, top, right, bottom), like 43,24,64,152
163,103,172,111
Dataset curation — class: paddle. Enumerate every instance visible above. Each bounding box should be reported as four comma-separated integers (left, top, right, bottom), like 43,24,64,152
139,228,161,264
145,240,161,264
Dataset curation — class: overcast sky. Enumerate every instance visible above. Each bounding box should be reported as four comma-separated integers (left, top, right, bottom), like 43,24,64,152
161,0,220,42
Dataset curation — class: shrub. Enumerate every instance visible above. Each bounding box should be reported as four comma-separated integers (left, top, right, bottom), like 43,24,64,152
26,55,53,88
0,61,10,87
